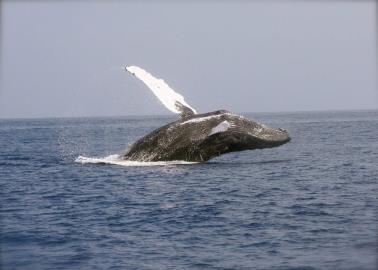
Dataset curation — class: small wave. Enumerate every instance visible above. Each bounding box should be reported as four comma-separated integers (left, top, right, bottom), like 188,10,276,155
75,154,198,167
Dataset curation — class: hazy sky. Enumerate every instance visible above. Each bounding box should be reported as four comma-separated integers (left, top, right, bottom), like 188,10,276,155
0,1,377,118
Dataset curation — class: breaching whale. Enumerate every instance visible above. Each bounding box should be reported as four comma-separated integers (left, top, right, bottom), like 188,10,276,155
122,66,290,162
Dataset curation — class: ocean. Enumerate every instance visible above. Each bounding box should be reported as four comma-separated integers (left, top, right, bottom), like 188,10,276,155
1,111,377,270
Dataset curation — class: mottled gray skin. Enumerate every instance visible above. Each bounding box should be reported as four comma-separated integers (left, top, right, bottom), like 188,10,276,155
123,110,290,162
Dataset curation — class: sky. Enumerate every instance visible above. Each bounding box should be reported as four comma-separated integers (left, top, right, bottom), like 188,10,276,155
0,1,377,118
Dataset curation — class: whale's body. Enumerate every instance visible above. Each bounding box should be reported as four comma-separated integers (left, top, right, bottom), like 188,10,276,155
123,110,290,162
122,66,290,162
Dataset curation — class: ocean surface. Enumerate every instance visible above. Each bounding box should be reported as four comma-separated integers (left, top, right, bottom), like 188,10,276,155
1,111,377,270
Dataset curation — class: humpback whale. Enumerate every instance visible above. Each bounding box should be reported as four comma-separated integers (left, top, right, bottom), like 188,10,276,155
123,66,290,162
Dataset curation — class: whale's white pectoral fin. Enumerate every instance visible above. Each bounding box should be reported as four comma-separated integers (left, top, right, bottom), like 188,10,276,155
209,120,231,136
124,65,197,117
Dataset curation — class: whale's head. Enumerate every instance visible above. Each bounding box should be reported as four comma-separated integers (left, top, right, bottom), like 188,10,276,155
175,110,291,161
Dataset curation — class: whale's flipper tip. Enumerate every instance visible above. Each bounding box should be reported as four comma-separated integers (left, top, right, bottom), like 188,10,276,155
124,65,136,75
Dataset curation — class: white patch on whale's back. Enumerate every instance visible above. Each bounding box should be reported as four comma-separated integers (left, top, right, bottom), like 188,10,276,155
210,120,231,135
180,115,220,125
180,112,233,125
125,66,197,115
75,154,197,167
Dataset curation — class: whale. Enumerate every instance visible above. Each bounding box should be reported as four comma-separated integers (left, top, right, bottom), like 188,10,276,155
122,66,290,162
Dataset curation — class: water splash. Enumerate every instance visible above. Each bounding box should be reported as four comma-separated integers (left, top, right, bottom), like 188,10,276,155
75,154,198,167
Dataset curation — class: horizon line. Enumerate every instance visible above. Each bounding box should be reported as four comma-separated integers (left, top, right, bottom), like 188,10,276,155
0,108,377,121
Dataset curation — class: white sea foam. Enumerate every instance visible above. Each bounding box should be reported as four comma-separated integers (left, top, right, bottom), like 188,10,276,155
125,66,197,115
75,154,197,167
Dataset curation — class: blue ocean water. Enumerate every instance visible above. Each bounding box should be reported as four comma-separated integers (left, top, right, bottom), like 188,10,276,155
0,111,377,270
